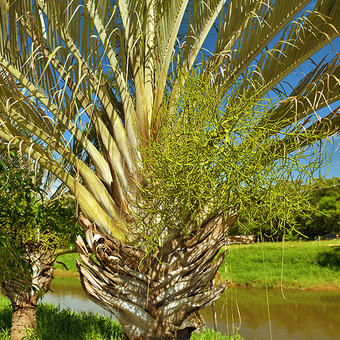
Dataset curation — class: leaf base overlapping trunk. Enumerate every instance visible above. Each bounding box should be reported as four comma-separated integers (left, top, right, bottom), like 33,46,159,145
1,250,55,340
76,214,236,340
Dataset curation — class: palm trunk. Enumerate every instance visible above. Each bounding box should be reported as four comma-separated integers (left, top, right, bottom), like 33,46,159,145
76,214,236,340
8,303,36,340
1,250,55,340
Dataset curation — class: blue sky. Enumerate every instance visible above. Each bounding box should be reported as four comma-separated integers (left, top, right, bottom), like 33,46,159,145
285,37,340,179
281,0,340,178
188,0,340,180
324,135,340,178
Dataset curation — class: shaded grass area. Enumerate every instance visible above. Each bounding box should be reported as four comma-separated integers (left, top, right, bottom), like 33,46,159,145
0,296,11,339
191,330,243,340
220,240,340,289
0,296,242,340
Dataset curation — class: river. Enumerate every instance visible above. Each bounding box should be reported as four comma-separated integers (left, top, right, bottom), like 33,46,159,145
41,275,340,340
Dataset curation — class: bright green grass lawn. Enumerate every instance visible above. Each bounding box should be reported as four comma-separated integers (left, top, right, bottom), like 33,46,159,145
191,330,243,340
54,252,82,275
220,240,340,289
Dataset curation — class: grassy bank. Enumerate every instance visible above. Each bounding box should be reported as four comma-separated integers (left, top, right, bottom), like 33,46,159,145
0,296,242,340
54,252,82,276
220,239,340,289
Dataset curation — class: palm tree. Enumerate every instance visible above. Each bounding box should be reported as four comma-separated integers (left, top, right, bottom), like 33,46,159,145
0,146,79,340
1,1,340,339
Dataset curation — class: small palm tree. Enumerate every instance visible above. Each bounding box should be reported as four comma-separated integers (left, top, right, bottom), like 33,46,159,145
0,153,79,340
1,1,340,339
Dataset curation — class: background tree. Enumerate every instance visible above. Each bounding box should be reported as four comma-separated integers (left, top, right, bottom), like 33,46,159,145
295,177,340,239
1,1,340,339
230,177,340,241
0,145,80,340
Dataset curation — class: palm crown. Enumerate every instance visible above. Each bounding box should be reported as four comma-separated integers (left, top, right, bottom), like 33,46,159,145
1,1,339,244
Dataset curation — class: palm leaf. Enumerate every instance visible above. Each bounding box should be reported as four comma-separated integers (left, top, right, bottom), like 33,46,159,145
0,0,339,242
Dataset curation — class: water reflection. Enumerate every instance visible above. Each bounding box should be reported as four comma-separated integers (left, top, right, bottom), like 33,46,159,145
43,276,340,340
41,275,112,318
201,287,340,340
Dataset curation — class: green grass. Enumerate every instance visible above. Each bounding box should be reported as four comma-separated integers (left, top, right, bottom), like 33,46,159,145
191,330,243,340
54,252,82,275
220,240,340,289
0,296,123,340
0,296,11,339
0,296,242,340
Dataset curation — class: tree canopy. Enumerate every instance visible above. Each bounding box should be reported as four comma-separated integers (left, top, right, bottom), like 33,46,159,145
295,177,340,239
0,145,80,288
230,177,340,241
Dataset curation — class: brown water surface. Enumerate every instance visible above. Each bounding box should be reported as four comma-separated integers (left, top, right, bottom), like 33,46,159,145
42,276,340,340
42,275,112,318
200,287,340,340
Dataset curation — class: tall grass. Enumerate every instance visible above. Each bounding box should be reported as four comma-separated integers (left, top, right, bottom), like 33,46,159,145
0,296,123,340
220,240,340,289
0,296,11,339
0,296,242,340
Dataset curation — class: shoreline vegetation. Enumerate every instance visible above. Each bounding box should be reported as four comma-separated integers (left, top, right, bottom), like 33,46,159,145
0,297,242,340
2,239,339,339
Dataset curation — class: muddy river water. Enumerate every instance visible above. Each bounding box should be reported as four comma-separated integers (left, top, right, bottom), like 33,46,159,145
42,275,340,340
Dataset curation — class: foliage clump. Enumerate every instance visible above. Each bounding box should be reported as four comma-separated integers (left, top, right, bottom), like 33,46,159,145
0,146,81,288
229,176,340,240
295,177,340,239
134,70,331,250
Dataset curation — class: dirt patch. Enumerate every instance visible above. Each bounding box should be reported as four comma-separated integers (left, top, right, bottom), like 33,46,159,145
226,282,340,291
54,270,79,277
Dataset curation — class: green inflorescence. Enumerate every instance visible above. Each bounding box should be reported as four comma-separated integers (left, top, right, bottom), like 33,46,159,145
133,69,331,252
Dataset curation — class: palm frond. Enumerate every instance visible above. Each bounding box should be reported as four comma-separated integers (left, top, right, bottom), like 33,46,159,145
0,0,339,242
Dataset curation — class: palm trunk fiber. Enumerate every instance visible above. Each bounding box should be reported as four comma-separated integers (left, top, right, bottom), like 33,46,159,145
1,250,55,340
76,213,236,340
10,305,37,340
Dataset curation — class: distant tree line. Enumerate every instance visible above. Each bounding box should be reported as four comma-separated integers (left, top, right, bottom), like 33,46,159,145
296,177,340,240
229,177,340,241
